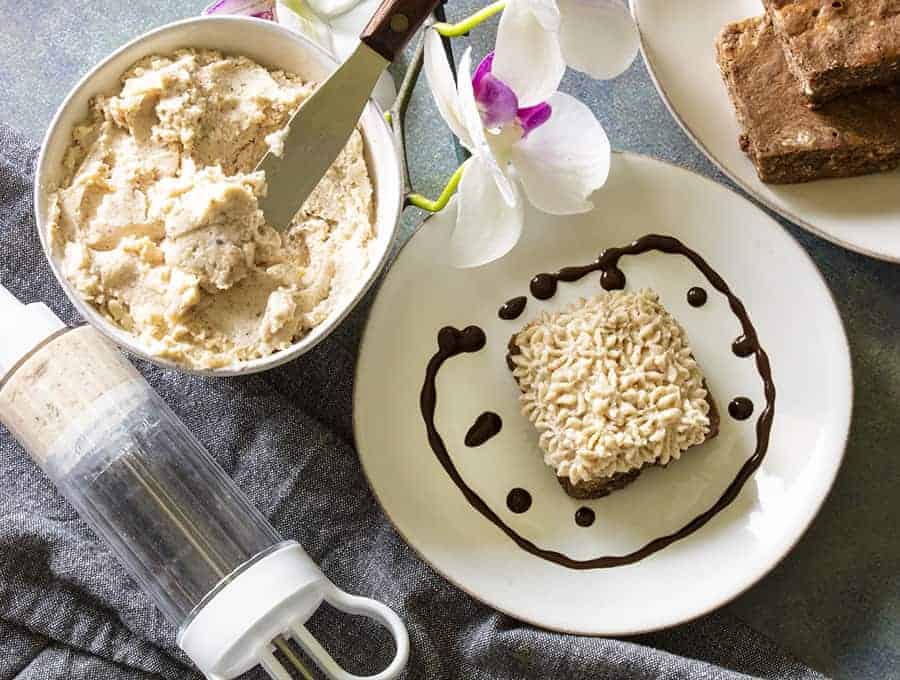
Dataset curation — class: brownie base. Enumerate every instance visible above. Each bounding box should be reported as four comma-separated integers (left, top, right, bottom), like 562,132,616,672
716,16,900,184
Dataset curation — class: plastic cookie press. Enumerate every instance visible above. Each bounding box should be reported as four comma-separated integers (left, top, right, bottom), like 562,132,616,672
0,285,409,680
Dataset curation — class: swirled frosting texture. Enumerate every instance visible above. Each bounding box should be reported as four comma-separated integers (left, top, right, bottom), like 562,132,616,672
509,290,712,484
48,49,375,369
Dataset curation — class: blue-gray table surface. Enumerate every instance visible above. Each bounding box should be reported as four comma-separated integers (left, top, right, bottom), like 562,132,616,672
0,2,897,679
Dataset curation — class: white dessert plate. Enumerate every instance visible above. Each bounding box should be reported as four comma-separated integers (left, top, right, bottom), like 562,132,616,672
353,153,851,635
631,0,900,263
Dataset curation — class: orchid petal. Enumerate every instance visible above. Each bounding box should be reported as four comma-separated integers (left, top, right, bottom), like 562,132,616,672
472,52,494,91
204,0,275,18
424,30,472,148
457,48,518,206
475,74,519,128
517,102,552,136
325,0,376,58
326,0,396,110
510,92,610,215
276,0,396,108
493,0,566,107
519,0,562,31
276,0,334,53
305,0,360,18
556,0,640,80
450,157,524,268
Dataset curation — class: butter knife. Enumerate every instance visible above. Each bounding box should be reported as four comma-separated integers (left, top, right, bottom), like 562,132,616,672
257,0,441,230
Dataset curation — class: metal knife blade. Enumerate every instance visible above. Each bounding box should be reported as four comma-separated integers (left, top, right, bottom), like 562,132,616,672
256,42,389,231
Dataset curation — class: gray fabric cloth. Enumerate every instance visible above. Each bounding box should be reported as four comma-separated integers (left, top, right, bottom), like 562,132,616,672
0,122,825,680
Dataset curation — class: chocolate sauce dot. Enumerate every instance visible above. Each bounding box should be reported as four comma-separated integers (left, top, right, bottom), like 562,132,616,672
464,412,502,447
530,274,558,300
732,335,755,358
506,488,532,514
437,325,485,354
687,286,707,307
460,326,486,351
600,268,626,291
728,397,754,421
436,326,458,352
499,296,527,320
575,507,595,527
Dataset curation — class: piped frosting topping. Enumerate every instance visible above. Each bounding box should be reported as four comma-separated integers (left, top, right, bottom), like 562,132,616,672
509,289,712,483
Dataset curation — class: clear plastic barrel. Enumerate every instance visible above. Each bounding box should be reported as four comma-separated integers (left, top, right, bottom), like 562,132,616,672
0,327,283,626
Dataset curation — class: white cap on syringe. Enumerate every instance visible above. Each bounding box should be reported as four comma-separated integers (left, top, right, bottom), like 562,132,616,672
0,284,65,381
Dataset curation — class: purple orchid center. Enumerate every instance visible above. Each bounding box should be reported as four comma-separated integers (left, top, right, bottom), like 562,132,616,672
472,52,552,136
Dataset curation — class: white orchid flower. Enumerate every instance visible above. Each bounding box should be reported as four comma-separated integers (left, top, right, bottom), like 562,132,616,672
424,29,610,268
493,0,640,106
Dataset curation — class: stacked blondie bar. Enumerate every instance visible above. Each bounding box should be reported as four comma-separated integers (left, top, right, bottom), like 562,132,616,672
716,1,900,183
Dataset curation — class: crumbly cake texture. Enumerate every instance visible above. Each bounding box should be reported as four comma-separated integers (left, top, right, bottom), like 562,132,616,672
763,0,900,105
715,15,900,184
507,290,718,499
49,49,375,369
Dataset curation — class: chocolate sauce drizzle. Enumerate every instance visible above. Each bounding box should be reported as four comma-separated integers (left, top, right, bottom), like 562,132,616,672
530,274,558,300
507,488,532,513
687,286,708,307
420,235,775,569
499,296,527,320
728,397,754,421
465,412,503,447
530,259,628,301
575,507,596,527
732,335,755,358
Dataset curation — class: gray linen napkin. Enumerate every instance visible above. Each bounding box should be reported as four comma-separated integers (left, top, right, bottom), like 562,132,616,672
0,123,824,680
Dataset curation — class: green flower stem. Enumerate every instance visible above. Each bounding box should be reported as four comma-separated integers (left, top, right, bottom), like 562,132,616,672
386,8,466,209
407,162,466,212
433,1,506,37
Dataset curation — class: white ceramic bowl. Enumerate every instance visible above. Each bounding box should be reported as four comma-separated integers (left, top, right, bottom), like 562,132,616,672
34,16,403,376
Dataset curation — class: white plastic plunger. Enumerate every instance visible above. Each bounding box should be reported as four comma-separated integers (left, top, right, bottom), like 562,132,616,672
179,543,409,680
0,285,409,680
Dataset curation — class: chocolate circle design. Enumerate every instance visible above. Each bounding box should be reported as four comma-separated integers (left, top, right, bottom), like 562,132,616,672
506,488,532,514
465,412,503,447
728,397,754,420
687,286,708,307
575,507,596,527
420,234,775,570
732,335,755,358
499,296,527,320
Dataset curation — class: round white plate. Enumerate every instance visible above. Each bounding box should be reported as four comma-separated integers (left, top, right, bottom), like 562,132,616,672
632,0,900,263
354,153,851,635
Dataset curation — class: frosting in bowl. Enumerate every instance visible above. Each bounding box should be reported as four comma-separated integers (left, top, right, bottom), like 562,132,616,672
48,49,375,369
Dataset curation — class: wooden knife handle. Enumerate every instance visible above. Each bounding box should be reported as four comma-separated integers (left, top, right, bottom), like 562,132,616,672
360,0,444,62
